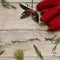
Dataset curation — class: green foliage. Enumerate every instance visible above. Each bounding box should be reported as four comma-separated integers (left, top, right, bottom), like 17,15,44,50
14,49,24,60
0,46,5,55
33,45,44,60
11,38,40,44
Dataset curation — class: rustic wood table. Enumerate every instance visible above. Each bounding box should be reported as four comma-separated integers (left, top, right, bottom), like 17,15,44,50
0,0,60,60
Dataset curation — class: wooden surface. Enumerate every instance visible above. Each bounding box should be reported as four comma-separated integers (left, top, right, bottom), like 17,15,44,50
0,0,60,60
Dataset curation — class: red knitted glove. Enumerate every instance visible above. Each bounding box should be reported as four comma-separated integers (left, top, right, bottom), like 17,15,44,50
57,0,60,5
48,15,60,32
36,0,60,32
36,0,57,11
41,8,50,15
45,0,60,5
40,6,60,23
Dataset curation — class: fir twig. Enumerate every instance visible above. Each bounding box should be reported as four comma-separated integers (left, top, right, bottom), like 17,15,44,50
0,46,5,55
33,45,44,60
45,35,57,42
14,49,24,60
11,38,40,44
1,0,16,9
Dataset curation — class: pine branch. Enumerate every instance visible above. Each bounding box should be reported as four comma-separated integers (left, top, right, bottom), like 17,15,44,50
33,45,44,60
14,49,24,60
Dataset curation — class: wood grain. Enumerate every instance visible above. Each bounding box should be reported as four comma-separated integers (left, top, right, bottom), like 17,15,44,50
0,0,60,60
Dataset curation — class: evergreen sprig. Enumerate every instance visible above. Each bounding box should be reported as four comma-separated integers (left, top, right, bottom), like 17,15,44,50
0,46,5,55
14,49,24,60
11,38,40,44
33,45,44,60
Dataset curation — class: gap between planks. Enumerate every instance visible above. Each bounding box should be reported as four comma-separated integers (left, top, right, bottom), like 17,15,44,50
0,29,47,31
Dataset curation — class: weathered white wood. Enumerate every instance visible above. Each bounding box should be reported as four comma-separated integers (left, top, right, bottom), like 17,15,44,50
0,0,60,60
0,31,60,58
0,0,42,2
0,56,60,60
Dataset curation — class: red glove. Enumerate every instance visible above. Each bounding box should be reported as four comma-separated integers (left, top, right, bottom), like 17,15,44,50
41,8,50,15
57,0,60,5
36,0,57,11
48,15,60,31
40,6,60,23
45,0,60,5
36,0,60,32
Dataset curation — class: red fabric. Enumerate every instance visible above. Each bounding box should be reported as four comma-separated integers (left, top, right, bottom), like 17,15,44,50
41,8,50,15
57,0,60,5
36,0,57,11
48,15,60,31
40,6,60,23
36,0,60,32
40,0,60,15
45,0,60,5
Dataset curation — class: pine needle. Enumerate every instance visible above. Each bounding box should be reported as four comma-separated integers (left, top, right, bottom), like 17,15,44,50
33,45,44,60
14,49,24,60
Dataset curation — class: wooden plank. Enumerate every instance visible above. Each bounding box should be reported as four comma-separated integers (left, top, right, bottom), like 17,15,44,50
0,0,60,60
0,56,60,60
0,31,60,58
0,0,42,2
